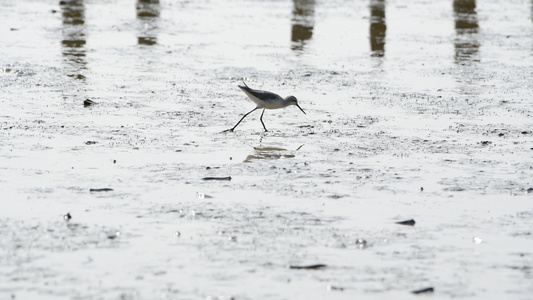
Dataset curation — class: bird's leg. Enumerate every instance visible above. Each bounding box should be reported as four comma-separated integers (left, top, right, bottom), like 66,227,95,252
223,107,258,132
259,109,268,132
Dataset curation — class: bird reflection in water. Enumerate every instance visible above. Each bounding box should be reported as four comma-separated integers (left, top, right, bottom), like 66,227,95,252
244,145,303,163
244,147,295,163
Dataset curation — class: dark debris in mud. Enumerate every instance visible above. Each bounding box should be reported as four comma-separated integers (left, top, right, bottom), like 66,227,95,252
202,176,232,181
289,264,327,270
412,287,434,294
396,219,416,226
89,188,113,192
83,99,96,107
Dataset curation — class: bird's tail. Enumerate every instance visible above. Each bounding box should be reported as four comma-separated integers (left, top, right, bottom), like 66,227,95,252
239,81,249,89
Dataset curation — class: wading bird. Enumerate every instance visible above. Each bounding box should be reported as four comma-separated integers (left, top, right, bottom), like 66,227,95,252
223,82,306,132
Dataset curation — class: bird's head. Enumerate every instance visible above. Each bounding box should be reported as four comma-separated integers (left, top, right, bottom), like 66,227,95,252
285,96,306,115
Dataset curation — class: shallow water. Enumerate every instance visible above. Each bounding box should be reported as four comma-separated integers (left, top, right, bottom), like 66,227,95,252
1,0,533,299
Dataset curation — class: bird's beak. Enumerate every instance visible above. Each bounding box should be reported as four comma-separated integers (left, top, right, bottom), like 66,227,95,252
296,103,306,115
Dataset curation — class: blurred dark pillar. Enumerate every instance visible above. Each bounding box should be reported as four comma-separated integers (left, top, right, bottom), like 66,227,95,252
369,0,386,57
453,0,479,64
61,0,87,80
291,0,315,52
137,0,160,46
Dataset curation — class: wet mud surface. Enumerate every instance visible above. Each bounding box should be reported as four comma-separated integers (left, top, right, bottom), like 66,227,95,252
1,0,533,299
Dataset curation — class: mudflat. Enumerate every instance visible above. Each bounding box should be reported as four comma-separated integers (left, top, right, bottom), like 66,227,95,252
1,0,532,299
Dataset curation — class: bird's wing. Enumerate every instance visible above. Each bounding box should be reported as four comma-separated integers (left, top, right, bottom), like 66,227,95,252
238,84,281,105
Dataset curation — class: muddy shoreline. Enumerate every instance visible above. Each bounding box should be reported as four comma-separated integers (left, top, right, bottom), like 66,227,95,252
1,0,533,299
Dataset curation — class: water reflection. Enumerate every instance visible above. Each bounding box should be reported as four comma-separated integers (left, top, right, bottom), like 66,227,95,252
244,146,295,163
291,0,315,51
60,0,86,80
453,0,479,64
369,0,386,57
136,0,160,46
